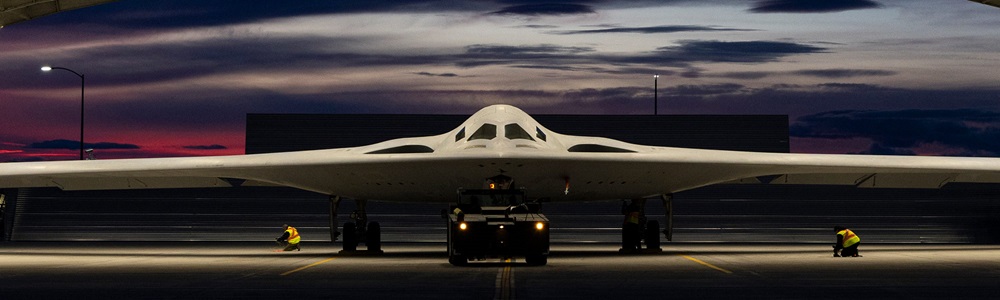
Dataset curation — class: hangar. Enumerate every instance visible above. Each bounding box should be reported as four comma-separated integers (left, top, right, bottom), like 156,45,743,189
3,113,998,244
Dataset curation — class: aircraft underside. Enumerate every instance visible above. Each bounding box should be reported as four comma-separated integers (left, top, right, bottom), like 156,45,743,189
331,174,673,266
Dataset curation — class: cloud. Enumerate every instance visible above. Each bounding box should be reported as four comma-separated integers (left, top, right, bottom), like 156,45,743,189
489,3,596,16
1,37,828,91
413,72,460,77
446,40,826,71
790,109,1000,156
749,0,881,13
511,65,585,71
669,83,746,96
454,44,597,67
26,0,502,30
791,69,897,78
27,139,141,150
457,40,826,69
641,40,827,64
709,71,773,80
182,144,228,150
1,35,385,89
816,83,881,90
709,69,897,79
464,44,595,55
10,0,729,32
550,25,755,35
518,24,559,29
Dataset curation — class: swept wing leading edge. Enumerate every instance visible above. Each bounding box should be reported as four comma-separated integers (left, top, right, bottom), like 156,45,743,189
2,105,1000,203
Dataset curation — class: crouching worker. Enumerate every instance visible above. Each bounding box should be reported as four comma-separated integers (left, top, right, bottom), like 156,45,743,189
276,224,301,251
833,226,860,257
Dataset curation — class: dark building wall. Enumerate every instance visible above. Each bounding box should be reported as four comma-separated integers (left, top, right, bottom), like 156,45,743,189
246,114,789,154
246,115,470,154
11,187,337,242
0,189,14,241
12,184,1000,243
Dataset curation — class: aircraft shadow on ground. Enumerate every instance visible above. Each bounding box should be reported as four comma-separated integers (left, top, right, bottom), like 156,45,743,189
3,243,997,259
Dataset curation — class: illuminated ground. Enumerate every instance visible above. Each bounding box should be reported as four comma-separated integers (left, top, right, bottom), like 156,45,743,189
1,242,999,299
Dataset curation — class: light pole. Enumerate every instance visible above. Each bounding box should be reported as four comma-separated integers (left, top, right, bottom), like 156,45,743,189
653,74,659,115
41,66,85,160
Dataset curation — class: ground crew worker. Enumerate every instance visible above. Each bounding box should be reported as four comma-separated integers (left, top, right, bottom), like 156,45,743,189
453,207,465,221
276,224,301,251
622,202,642,250
833,226,861,257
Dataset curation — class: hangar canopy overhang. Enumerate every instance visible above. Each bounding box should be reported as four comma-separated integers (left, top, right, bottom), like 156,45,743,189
0,0,117,28
3,0,999,29
974,0,1000,8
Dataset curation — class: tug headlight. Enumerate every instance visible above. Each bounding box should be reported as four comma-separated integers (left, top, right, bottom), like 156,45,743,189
459,222,468,230
535,222,545,230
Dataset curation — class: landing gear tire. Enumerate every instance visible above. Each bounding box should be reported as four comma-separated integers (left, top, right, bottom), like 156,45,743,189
343,222,358,251
525,254,548,266
621,223,640,251
645,220,661,250
449,254,467,266
366,221,381,252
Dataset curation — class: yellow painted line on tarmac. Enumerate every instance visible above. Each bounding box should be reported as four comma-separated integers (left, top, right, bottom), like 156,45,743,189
494,258,515,300
681,255,733,274
280,257,337,276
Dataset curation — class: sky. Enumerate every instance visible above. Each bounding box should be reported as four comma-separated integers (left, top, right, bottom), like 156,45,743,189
1,0,999,161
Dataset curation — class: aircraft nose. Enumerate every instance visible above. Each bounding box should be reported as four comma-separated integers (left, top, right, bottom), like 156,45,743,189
492,138,516,149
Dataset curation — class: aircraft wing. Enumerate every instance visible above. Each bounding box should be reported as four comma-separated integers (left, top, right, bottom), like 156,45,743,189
2,104,1000,203
1,0,117,28
632,146,1000,190
2,141,1000,203
493,146,1000,201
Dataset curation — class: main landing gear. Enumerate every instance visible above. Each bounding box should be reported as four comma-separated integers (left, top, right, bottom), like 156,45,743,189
329,196,382,254
620,194,673,253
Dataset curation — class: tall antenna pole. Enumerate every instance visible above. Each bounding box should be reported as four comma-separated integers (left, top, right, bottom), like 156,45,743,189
654,74,659,115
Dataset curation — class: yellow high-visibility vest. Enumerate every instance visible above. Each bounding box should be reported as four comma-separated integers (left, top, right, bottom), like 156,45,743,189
286,226,301,244
625,211,640,224
837,229,860,248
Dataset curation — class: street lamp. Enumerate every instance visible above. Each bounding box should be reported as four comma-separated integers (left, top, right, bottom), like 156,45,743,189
41,66,86,160
653,74,659,115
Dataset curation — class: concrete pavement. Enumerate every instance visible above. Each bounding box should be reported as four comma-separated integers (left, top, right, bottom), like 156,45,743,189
2,242,999,299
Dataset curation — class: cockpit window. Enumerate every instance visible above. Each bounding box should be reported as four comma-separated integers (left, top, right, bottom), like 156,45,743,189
504,124,534,141
468,124,497,141
455,127,466,142
535,127,547,141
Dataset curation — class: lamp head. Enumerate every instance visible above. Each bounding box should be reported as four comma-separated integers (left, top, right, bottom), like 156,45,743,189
41,66,53,71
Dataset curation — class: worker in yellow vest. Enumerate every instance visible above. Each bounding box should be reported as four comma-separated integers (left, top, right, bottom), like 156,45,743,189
276,224,301,251
833,226,860,257
622,202,642,251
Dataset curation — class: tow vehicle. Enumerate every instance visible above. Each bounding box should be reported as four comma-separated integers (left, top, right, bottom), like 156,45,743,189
445,175,550,266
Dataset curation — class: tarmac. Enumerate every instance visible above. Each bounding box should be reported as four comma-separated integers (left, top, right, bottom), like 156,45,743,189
2,242,1000,299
